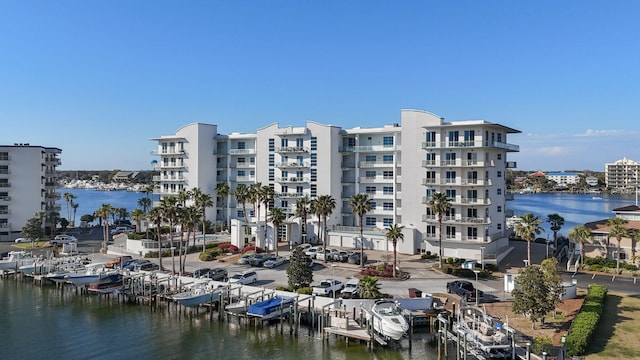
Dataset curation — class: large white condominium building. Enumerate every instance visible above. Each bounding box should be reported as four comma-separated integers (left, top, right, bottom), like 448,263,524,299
151,109,520,264
605,157,640,190
0,143,62,241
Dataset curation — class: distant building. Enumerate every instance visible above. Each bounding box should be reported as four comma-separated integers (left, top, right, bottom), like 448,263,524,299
0,143,62,241
583,205,640,265
585,176,599,187
545,172,580,187
112,171,140,182
605,157,640,189
150,109,520,264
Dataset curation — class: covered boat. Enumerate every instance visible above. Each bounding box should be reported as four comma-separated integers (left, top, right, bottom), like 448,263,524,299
247,296,294,320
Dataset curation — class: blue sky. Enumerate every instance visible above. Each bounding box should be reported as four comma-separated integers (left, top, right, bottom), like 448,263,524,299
2,1,639,171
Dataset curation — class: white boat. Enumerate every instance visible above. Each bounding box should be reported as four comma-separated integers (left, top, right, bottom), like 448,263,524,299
247,296,295,320
19,261,56,275
505,215,521,229
65,263,118,286
0,251,36,271
172,282,226,307
225,300,248,315
453,306,512,358
368,300,410,341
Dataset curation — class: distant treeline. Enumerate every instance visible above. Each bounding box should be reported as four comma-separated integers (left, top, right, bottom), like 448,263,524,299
58,170,157,184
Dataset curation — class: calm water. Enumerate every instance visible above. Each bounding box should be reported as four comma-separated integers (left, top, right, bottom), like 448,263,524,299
56,188,153,225
0,279,436,360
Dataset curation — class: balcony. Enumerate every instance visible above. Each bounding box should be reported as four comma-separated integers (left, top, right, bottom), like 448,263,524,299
231,176,256,182
276,161,309,168
0,196,10,201
0,222,10,228
153,175,185,182
150,148,186,156
159,163,188,170
367,191,395,199
421,140,519,152
340,145,400,153
276,192,306,199
421,178,492,186
422,160,493,168
275,146,308,153
275,177,308,183
45,158,61,166
359,160,395,168
0,182,11,188
359,175,395,183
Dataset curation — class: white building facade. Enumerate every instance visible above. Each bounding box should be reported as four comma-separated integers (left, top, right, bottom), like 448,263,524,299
545,172,580,187
151,109,520,263
0,144,62,241
605,157,640,190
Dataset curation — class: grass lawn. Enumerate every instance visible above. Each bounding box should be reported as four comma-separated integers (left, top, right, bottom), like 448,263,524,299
13,242,48,249
586,292,640,359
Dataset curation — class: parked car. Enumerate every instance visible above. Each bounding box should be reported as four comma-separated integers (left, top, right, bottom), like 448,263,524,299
105,255,133,268
304,246,324,259
341,278,360,298
124,259,145,270
50,235,78,246
236,254,256,265
137,261,160,271
249,253,272,267
110,226,135,235
315,249,337,261
192,267,212,278
14,237,31,243
446,280,483,302
331,250,353,262
296,243,312,251
204,268,228,281
312,279,344,297
263,256,286,268
228,271,258,285
347,252,368,265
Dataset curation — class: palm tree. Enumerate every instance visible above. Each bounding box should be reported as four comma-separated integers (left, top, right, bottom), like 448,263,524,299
295,196,311,244
514,213,544,266
607,217,628,274
269,207,286,257
259,185,275,250
159,196,179,273
179,205,199,272
350,193,372,268
71,201,79,227
148,207,165,270
427,192,452,269
568,225,592,268
63,192,76,225
385,224,405,278
249,182,261,222
357,276,383,299
176,188,192,207
233,184,250,223
95,203,114,253
215,182,230,229
130,208,145,233
192,188,214,252
311,195,336,263
547,213,565,251
138,197,152,213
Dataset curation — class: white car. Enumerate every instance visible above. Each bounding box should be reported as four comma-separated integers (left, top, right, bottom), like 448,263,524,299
50,235,78,246
263,256,286,268
315,249,337,261
304,246,324,259
228,271,258,285
14,237,31,243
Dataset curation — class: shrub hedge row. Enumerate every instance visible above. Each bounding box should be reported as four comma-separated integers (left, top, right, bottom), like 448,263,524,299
565,284,607,356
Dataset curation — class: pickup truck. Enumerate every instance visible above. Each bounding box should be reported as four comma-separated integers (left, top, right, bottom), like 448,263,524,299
312,279,344,297
446,280,483,302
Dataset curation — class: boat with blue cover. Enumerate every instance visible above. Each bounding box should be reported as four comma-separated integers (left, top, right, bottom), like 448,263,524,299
247,296,295,320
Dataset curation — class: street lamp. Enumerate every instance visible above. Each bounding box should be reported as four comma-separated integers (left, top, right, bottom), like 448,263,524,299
473,270,480,307
480,246,485,271
331,264,337,300
546,239,552,258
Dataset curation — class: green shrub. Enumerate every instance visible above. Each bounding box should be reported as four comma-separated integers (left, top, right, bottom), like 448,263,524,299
199,251,216,261
531,336,553,355
296,287,313,295
566,284,607,356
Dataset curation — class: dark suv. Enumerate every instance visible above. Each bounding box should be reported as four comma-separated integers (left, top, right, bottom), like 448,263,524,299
446,280,483,301
204,268,228,281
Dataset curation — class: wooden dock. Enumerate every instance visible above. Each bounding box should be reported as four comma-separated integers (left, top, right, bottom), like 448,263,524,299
323,316,387,347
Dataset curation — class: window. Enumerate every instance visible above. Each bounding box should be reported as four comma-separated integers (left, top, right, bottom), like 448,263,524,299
311,184,317,197
467,227,478,239
445,226,456,239
237,141,245,150
383,170,393,178
281,185,288,193
269,138,274,151
425,131,436,145
249,170,255,177
281,138,288,147
365,155,376,162
497,154,502,160
497,224,502,230
445,153,456,164
281,200,288,208
365,186,376,194
269,169,274,181
445,171,456,183
497,188,502,195
464,130,475,145
497,206,502,212
310,136,317,151
310,168,317,181
425,171,436,183
497,171,502,178
296,186,303,194
365,217,376,226
383,136,394,146
383,202,393,210
467,208,477,218
383,218,393,226
250,157,255,164
445,190,456,199
238,170,245,177
310,153,317,166
282,170,289,178
238,157,245,164
365,171,376,178
296,138,303,147
346,137,356,147
448,131,459,145
467,189,477,200
426,225,436,236
383,186,393,194
383,155,393,162
370,201,377,209
269,154,274,166
237,210,244,218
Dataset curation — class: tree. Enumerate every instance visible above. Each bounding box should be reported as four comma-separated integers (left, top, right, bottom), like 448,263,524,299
258,185,275,251
514,213,544,266
311,195,336,263
130,208,145,233
357,276,383,299
21,216,43,248
295,196,311,244
63,192,76,226
148,207,165,271
386,224,405,278
179,205,199,272
512,259,563,329
350,193,372,268
607,217,628,274
427,192,452,269
269,207,286,257
159,196,179,273
80,213,95,226
568,225,591,268
233,184,250,223
286,247,314,290
71,202,79,227
547,213,565,251
95,203,114,253
192,188,214,252
138,197,152,213
215,182,230,229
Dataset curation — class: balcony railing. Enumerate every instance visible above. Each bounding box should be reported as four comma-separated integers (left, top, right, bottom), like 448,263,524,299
359,175,395,183
275,177,309,183
421,178,492,186
274,146,308,153
0,196,10,201
276,162,310,168
150,149,186,156
340,145,400,152
153,175,185,182
359,160,395,168
421,140,519,152
276,192,306,198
